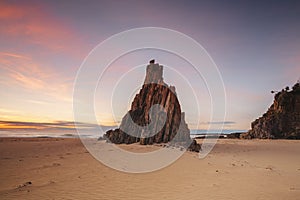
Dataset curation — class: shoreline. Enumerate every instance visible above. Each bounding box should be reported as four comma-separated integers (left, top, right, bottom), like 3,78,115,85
1,135,300,140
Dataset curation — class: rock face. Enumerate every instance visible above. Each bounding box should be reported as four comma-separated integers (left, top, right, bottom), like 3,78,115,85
242,82,300,139
144,61,163,84
104,60,200,151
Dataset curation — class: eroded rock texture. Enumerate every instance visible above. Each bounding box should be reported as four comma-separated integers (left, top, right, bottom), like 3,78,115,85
104,60,200,151
243,82,300,139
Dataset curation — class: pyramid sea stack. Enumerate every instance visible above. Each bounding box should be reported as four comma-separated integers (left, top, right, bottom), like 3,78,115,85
242,82,300,139
104,60,201,152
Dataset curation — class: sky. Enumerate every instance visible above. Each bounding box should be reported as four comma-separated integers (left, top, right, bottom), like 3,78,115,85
0,0,299,135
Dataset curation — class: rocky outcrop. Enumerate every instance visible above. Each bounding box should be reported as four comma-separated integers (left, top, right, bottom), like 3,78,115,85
242,82,300,139
104,60,200,151
227,132,244,139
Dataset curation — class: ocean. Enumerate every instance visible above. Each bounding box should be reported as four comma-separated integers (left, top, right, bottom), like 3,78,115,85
0,129,247,138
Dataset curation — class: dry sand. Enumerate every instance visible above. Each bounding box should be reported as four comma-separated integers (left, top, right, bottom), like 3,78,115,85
0,137,299,200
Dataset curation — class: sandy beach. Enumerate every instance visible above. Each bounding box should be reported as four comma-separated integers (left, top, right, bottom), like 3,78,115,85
0,138,299,200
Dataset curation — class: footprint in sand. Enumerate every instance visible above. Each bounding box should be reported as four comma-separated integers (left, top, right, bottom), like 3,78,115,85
17,181,32,189
265,166,274,171
212,183,221,188
52,163,61,167
32,162,61,170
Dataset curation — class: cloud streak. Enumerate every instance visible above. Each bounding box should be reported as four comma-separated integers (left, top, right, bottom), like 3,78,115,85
0,51,73,102
0,120,117,132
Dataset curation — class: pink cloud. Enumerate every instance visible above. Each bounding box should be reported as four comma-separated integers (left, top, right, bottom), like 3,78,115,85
9,71,44,89
0,52,31,60
0,52,73,102
0,2,29,19
0,2,87,57
0,52,53,80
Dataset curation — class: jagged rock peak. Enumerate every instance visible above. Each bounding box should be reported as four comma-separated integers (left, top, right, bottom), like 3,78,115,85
104,60,201,152
144,60,164,84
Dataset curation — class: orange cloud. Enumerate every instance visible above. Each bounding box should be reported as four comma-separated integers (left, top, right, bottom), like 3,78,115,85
0,2,28,19
0,2,87,56
0,51,51,81
0,52,31,60
9,71,44,89
0,120,116,132
0,51,73,102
